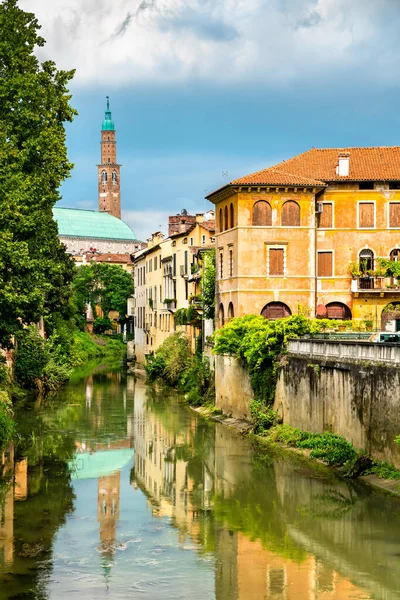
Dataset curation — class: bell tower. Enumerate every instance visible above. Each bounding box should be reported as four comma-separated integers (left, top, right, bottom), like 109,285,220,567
98,96,121,219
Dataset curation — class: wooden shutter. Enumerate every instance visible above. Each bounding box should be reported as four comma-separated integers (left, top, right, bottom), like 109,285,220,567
359,202,374,228
252,201,272,226
282,201,300,226
389,203,400,228
319,203,332,228
318,252,333,277
269,249,284,276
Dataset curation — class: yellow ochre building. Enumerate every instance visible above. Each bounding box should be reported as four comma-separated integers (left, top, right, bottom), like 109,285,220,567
207,147,400,329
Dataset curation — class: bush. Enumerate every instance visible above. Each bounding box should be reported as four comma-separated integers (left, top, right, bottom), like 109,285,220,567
93,316,113,334
250,400,279,434
15,326,49,389
145,333,215,406
0,404,14,448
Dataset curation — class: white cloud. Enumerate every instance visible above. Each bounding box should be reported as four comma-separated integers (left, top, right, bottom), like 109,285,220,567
19,0,400,87
122,209,171,241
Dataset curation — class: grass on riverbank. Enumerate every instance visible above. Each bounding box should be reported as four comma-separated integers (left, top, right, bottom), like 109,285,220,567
255,423,400,483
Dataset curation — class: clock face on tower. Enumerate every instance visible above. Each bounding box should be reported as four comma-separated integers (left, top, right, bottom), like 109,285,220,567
98,98,121,219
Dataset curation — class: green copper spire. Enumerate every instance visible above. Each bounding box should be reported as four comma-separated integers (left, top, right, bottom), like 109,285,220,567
102,95,115,131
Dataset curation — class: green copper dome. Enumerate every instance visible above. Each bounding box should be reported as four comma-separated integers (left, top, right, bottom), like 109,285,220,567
102,96,115,131
53,208,136,241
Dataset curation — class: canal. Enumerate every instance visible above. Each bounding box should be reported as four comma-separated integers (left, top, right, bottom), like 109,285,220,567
1,366,400,599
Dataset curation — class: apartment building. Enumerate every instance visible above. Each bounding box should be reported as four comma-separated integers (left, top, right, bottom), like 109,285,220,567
206,147,400,329
133,211,215,364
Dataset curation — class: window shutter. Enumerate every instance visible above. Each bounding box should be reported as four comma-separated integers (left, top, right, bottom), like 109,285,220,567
252,201,272,226
389,203,400,228
282,201,300,226
359,203,374,228
319,203,332,228
269,249,284,276
318,252,333,277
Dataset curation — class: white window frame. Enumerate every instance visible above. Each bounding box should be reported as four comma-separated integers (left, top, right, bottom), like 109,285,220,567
357,200,376,229
317,249,335,278
266,244,287,277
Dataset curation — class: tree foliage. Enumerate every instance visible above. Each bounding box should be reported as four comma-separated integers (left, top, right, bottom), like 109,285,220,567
201,249,216,319
0,0,77,345
72,262,134,322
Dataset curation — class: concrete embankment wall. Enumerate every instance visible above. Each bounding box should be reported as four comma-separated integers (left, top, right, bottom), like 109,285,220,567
214,341,400,467
275,344,400,467
214,354,253,421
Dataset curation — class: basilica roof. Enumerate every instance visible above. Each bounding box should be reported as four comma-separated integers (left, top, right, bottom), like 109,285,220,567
53,207,136,241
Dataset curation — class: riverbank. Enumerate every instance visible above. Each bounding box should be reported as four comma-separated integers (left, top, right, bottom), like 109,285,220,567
0,331,126,449
191,405,400,497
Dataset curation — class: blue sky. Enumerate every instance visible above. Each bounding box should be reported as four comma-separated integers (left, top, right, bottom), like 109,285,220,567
21,0,400,240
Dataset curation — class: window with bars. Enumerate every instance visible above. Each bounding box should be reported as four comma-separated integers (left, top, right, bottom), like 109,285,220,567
318,203,333,228
389,203,400,228
358,202,375,228
317,251,333,277
229,249,233,277
269,248,284,276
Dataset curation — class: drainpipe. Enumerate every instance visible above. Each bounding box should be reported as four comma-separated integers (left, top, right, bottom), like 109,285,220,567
314,190,325,317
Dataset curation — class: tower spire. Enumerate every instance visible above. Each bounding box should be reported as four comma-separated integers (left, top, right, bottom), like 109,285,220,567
97,96,121,219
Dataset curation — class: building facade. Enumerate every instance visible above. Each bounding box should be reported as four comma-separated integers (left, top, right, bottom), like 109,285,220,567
207,147,400,329
133,212,215,364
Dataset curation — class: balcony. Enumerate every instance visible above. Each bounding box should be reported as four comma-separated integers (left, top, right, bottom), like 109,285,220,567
352,277,400,297
163,299,177,311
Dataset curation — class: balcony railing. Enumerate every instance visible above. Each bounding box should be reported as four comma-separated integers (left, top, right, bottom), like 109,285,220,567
352,277,400,292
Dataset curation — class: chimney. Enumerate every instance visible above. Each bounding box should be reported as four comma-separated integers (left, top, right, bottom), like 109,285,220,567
337,152,350,177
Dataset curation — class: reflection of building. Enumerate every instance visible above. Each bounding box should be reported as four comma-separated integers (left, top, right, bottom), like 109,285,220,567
132,385,212,544
0,444,14,566
98,472,120,557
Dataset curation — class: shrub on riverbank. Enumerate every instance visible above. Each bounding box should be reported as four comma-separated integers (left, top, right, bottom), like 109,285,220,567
13,327,126,394
0,394,14,449
145,332,215,405
213,315,317,415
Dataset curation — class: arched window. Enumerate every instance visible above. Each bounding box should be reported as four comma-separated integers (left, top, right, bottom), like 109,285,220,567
326,302,352,320
359,248,374,272
218,303,225,327
390,249,400,262
101,170,107,184
261,302,291,320
219,208,223,233
108,157,111,163
112,171,117,184
224,206,229,231
282,201,300,226
108,136,110,141
230,203,234,229
381,302,400,330
252,201,272,226
228,302,234,320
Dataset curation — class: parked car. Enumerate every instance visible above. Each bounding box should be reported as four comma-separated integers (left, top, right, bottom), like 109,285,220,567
369,332,400,343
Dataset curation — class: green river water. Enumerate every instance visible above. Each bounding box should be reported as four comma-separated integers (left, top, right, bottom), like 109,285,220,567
1,365,400,599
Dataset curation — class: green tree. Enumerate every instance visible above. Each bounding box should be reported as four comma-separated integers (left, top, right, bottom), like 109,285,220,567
201,249,216,320
72,262,134,323
0,0,77,346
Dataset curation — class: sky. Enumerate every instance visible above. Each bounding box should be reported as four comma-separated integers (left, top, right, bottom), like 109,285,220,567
19,0,400,241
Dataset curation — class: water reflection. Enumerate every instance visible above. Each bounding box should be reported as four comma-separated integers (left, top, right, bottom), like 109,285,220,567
0,369,400,598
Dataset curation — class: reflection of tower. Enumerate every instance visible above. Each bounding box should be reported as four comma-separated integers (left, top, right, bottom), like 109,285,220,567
97,472,120,557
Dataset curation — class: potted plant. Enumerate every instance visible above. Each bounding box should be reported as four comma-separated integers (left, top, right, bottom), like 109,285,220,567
349,261,362,278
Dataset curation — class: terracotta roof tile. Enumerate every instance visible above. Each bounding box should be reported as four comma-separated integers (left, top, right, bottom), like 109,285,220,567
94,253,133,263
230,147,400,187
199,220,215,232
